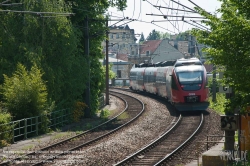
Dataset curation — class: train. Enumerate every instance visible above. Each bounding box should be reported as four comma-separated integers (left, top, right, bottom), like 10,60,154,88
129,58,209,111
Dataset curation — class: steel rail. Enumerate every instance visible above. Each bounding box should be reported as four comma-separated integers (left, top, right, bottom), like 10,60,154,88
114,114,182,166
1,91,144,166
29,91,144,166
154,113,204,165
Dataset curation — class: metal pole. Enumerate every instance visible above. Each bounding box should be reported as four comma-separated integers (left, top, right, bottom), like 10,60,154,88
212,65,216,102
138,42,140,64
84,16,91,117
117,45,119,78
105,19,109,105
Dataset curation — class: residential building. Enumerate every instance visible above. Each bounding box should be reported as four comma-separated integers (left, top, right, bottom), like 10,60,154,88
128,39,184,64
102,56,131,78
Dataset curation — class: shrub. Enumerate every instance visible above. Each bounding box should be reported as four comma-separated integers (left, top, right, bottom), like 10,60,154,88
1,63,50,120
100,108,110,120
0,108,13,147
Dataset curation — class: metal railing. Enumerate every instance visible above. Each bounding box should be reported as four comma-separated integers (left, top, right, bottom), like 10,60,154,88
0,95,106,143
99,95,105,109
0,109,71,143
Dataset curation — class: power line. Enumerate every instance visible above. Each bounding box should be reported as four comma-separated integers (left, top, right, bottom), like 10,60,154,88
144,0,180,33
183,20,208,31
146,13,206,19
187,0,211,15
170,0,198,13
153,5,195,13
191,20,210,31
0,9,74,16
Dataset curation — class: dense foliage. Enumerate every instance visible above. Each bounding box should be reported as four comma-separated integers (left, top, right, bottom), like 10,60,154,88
0,0,127,121
146,29,170,40
139,33,145,43
2,63,50,120
192,0,250,113
0,108,12,147
146,29,161,40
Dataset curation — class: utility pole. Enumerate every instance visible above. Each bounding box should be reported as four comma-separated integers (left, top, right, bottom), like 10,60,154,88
212,65,216,102
84,16,91,117
117,44,119,78
105,18,109,105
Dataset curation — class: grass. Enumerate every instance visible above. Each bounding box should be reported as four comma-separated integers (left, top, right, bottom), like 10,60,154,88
117,112,129,120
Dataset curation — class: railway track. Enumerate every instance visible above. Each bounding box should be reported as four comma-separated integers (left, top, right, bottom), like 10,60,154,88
1,91,144,166
115,113,204,166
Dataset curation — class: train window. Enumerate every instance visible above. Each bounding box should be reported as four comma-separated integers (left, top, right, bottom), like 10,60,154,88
177,71,203,84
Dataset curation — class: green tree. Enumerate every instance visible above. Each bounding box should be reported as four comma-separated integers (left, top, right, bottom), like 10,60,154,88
2,63,50,120
146,29,161,40
192,0,250,113
160,32,170,39
0,0,126,120
175,31,191,40
139,33,145,43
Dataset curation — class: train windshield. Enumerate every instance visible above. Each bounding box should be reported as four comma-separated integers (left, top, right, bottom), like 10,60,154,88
177,71,203,84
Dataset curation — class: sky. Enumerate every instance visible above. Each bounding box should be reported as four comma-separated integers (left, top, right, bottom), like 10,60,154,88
107,0,222,40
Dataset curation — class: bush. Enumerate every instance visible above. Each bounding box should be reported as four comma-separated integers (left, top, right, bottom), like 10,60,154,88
1,63,50,120
0,108,13,147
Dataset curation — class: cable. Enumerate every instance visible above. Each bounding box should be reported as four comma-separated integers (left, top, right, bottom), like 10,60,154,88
145,0,180,33
132,0,135,18
137,0,141,20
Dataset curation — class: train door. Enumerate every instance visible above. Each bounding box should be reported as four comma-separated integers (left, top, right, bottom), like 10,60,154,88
166,67,173,101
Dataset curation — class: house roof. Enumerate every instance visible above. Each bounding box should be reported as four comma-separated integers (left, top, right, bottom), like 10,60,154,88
140,40,162,54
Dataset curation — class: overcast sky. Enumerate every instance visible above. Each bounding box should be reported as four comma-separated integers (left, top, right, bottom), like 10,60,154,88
107,0,222,39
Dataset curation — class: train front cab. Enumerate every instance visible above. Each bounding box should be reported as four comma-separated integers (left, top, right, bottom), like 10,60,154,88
171,65,209,111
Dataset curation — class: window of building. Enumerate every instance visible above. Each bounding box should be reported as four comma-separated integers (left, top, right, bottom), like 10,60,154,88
146,51,150,56
116,33,119,39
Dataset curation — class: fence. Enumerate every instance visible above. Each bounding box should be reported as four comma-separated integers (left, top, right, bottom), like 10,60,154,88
99,94,105,109
0,95,106,143
0,109,71,143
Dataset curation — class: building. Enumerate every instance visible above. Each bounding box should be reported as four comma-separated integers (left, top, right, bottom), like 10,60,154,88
169,35,207,60
102,25,138,56
102,54,131,78
129,39,184,64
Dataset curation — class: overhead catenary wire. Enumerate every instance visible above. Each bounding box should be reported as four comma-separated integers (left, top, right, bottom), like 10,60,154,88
145,0,180,33
191,20,210,31
154,5,195,13
146,13,206,19
187,0,212,15
183,20,208,31
170,0,198,13
0,9,74,16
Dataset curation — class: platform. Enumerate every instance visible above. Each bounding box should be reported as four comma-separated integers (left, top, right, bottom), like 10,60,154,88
185,141,225,166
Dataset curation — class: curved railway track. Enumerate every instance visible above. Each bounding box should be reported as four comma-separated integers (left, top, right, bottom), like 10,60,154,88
115,113,204,166
1,91,144,166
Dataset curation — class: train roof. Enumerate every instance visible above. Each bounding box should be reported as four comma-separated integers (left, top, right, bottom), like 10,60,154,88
174,58,203,67
134,60,176,68
175,65,205,72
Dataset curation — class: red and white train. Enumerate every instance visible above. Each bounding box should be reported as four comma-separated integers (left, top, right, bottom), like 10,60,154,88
129,58,209,111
